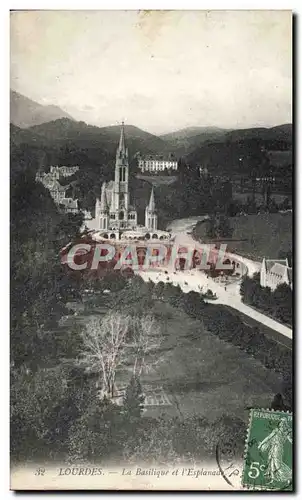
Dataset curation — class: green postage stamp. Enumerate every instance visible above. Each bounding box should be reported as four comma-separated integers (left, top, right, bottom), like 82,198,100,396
242,409,293,491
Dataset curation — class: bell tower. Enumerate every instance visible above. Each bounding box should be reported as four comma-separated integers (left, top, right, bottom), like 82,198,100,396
112,122,129,228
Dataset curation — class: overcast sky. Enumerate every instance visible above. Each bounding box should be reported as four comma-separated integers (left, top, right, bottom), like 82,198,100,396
10,10,292,134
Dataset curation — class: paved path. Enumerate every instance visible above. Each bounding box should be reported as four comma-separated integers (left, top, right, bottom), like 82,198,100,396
138,216,292,341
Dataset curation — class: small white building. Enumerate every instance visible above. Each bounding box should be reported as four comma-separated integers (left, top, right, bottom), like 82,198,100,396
260,258,293,291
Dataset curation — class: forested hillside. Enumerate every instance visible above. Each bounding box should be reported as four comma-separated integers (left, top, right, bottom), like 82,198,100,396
11,150,84,368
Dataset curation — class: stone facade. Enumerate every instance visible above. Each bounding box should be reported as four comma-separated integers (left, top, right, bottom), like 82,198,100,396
94,123,158,236
260,258,293,291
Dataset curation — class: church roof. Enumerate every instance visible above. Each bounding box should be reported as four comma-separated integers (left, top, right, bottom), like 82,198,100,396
269,262,288,278
263,258,288,273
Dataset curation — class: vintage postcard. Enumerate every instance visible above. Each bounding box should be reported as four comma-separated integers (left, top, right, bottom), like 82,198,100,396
10,10,293,491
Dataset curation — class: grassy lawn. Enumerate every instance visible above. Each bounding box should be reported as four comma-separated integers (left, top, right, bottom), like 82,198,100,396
194,212,292,261
118,302,282,423
62,297,282,425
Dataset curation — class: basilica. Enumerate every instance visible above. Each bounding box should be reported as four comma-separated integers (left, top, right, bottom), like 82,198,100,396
92,123,164,239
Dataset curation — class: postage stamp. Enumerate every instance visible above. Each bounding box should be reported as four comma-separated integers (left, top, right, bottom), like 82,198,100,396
242,409,293,491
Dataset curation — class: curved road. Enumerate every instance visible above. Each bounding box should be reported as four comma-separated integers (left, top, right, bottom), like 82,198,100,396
139,216,292,342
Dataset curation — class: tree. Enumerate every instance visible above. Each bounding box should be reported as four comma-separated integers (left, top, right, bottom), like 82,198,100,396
217,216,233,239
77,312,131,398
270,393,289,412
205,217,217,239
68,398,125,463
240,275,259,305
11,165,84,369
279,249,292,267
77,312,161,398
167,284,183,306
128,315,161,377
273,283,292,325
113,275,155,315
147,279,155,293
280,197,291,211
99,270,128,293
183,291,205,318
205,215,233,240
56,212,84,246
155,281,165,298
240,273,292,327
282,371,293,410
11,366,71,461
123,375,145,420
122,416,179,465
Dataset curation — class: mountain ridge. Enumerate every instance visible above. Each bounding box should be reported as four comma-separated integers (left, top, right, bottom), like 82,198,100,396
10,90,75,128
10,90,292,164
26,118,168,156
160,126,227,140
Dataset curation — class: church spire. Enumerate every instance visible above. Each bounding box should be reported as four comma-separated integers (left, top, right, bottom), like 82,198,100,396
148,186,156,211
145,186,157,231
118,121,126,153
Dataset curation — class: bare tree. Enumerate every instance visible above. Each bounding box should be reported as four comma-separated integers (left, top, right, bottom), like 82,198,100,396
77,312,131,398
76,312,162,400
128,315,161,377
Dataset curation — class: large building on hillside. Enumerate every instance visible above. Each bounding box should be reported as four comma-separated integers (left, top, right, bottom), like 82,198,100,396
36,166,79,214
49,165,79,179
260,258,293,291
93,123,161,238
36,165,79,182
138,154,178,173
